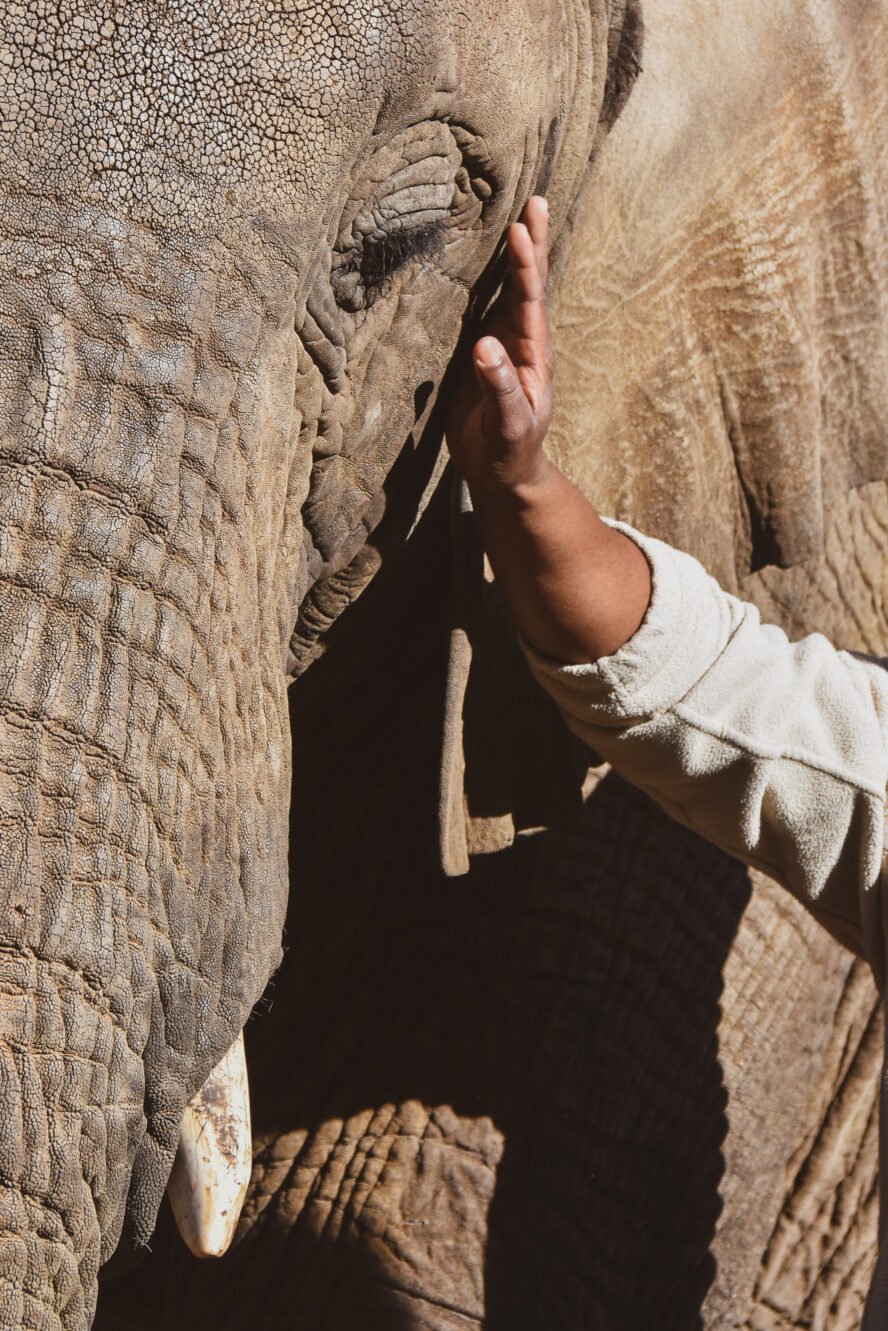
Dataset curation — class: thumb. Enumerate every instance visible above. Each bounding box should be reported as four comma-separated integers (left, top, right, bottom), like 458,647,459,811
474,337,533,444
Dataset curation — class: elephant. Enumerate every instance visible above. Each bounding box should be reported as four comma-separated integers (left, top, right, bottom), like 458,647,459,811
0,0,643,1326
1,1,887,1330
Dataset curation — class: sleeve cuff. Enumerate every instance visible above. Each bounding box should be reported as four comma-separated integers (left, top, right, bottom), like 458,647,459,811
523,520,744,726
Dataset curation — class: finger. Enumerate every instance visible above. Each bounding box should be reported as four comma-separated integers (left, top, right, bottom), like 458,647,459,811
522,195,549,285
473,336,534,442
504,222,550,371
523,198,552,365
507,221,544,303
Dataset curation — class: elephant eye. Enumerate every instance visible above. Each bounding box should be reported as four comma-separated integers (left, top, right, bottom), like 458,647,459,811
359,221,447,302
333,219,447,312
331,121,495,314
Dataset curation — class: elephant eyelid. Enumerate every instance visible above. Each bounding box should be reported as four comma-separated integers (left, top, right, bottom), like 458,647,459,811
345,218,447,307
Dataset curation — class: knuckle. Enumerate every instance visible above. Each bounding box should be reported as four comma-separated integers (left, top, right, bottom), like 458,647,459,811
496,372,521,398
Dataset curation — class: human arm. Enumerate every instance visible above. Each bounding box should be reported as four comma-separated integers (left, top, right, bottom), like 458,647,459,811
523,524,888,965
445,196,651,664
445,198,888,965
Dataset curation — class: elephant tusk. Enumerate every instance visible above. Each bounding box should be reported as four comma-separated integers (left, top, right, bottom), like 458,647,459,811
167,1031,252,1258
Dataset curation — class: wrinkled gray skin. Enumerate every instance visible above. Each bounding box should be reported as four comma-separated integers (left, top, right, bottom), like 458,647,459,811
0,2,638,1327
91,1,888,1328
5,0,888,1327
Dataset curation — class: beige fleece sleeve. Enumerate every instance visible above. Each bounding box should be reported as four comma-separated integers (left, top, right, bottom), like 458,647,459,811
523,522,888,976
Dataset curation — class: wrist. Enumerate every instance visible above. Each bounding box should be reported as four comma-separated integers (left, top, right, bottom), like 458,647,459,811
466,452,562,511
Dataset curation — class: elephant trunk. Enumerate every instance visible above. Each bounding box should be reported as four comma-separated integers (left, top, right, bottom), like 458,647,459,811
0,566,266,1327
0,197,297,1325
0,953,129,1330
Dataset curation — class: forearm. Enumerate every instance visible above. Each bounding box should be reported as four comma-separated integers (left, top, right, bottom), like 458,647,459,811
469,458,651,663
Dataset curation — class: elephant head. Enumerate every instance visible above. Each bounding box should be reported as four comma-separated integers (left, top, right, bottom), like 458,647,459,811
0,2,642,1326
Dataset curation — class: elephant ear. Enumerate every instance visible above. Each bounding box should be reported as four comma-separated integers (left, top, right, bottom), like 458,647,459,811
437,0,645,875
600,0,645,133
439,481,588,875
541,0,645,290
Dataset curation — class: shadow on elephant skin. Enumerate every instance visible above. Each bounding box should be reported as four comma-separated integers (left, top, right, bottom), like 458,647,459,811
95,484,752,1331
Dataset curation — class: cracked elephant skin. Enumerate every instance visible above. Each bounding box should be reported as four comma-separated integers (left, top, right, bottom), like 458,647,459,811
0,0,640,1326
91,0,888,1328
2,3,888,1331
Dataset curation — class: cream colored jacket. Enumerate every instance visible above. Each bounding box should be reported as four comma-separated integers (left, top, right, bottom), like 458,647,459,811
523,521,888,1322
525,522,888,981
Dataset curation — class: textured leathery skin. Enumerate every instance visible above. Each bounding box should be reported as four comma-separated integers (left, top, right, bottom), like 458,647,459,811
97,0,888,1323
0,0,632,1324
8,0,888,1326
0,199,293,1322
93,480,888,1331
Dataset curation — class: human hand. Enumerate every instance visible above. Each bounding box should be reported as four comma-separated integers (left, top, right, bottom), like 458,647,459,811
446,195,554,495
443,193,651,663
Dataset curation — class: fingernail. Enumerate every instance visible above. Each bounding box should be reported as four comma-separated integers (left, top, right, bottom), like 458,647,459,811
539,196,549,214
476,338,502,367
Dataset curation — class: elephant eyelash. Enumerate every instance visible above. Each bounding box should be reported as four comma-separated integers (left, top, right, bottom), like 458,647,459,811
349,218,447,307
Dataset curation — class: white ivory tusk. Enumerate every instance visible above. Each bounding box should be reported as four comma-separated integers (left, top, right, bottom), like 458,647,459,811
167,1031,252,1258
